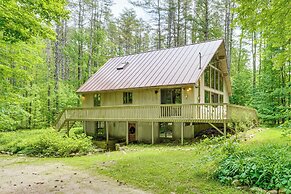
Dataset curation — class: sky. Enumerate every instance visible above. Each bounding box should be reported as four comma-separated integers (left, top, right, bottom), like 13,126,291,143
111,0,149,21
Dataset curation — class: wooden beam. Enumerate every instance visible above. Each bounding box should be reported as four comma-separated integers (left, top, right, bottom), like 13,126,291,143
106,121,109,142
181,122,184,145
151,122,154,145
208,122,224,135
126,121,129,145
193,123,195,138
223,122,227,137
83,121,86,134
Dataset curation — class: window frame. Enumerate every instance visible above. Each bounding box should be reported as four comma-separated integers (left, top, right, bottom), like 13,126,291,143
93,93,101,107
160,88,182,104
123,92,133,104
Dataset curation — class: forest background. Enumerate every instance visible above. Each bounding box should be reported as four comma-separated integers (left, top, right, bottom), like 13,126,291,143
0,0,290,131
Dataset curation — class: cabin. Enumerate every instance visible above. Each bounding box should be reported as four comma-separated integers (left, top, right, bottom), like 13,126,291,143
55,39,257,145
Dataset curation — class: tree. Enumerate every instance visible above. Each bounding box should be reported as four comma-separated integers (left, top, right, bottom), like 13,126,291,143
130,0,164,49
234,0,291,124
0,0,69,42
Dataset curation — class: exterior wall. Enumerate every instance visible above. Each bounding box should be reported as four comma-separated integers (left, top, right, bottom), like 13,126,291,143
172,123,194,139
108,121,126,139
223,79,229,103
81,93,94,107
105,121,195,143
84,121,96,136
137,122,159,143
82,85,196,108
82,94,96,136
182,86,195,104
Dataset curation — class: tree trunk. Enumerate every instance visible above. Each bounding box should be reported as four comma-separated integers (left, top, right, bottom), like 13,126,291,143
204,0,209,40
54,25,61,114
157,0,161,49
252,32,257,92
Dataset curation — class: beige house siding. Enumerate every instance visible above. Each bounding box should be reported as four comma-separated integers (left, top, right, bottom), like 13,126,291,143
81,84,203,108
81,69,230,142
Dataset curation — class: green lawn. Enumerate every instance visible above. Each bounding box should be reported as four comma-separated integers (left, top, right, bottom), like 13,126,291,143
59,146,241,194
0,127,289,194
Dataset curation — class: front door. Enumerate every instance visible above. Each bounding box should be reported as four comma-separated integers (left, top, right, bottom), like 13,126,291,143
128,123,136,142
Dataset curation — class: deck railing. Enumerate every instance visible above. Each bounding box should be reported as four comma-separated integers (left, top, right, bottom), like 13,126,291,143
55,103,257,130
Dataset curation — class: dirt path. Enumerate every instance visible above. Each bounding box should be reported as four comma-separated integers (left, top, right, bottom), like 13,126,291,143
0,156,148,194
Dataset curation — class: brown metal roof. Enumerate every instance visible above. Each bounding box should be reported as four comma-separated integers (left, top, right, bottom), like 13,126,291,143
77,39,226,93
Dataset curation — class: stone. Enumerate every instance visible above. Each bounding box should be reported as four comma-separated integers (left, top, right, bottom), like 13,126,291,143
232,179,241,187
250,187,267,193
278,189,286,194
236,186,249,191
267,190,278,194
115,144,120,151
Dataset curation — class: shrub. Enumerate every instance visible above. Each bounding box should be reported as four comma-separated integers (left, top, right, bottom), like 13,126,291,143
0,128,93,157
214,144,291,192
279,121,291,138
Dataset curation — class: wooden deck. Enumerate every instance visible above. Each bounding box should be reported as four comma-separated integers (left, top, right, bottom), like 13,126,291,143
55,103,257,131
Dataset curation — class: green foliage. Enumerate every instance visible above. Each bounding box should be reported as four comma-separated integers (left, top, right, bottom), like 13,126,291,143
230,70,252,106
233,0,291,124
215,144,291,191
0,128,93,157
279,121,291,138
0,0,69,42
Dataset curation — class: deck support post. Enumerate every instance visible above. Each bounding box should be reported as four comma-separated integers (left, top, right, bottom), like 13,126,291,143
181,122,184,145
83,121,86,134
106,121,109,142
208,122,224,135
223,122,227,137
126,121,129,145
66,121,70,137
151,122,154,145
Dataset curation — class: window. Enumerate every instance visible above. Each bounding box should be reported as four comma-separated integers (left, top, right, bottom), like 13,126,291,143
215,70,219,90
211,68,215,89
123,92,133,104
220,95,224,103
161,88,182,104
159,122,173,138
205,91,210,103
94,93,101,106
204,66,210,87
219,74,223,91
211,93,219,103
207,57,223,92
95,121,105,140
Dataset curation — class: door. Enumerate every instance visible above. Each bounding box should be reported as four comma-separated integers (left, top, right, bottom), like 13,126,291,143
128,123,136,142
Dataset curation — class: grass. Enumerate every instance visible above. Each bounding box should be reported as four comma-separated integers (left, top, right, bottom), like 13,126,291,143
0,127,289,193
59,145,242,194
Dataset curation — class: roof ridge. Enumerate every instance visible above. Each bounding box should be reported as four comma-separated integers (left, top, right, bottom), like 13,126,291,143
115,39,224,58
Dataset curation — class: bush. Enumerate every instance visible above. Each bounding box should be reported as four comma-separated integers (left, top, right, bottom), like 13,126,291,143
279,121,291,138
214,144,291,192
0,128,93,157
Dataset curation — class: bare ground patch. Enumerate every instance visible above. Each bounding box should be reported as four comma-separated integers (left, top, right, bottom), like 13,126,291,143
0,156,148,194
